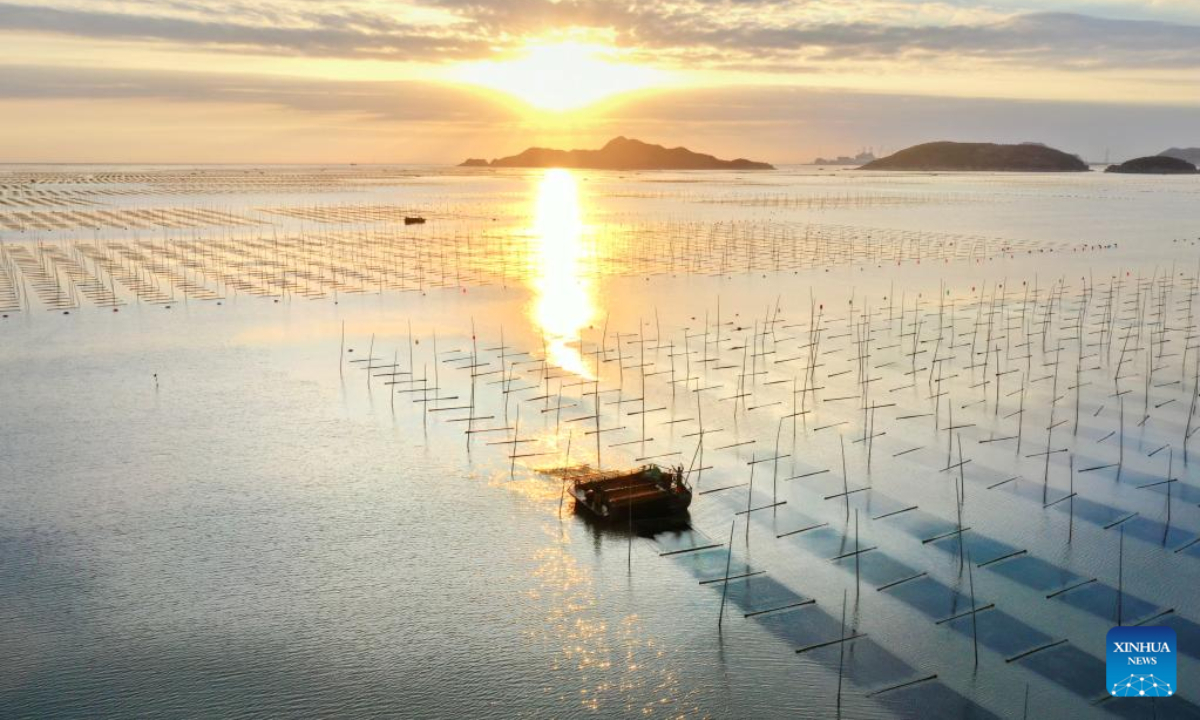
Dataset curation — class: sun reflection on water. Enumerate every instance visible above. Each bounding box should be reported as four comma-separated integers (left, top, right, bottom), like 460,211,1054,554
530,169,596,378
482,461,699,717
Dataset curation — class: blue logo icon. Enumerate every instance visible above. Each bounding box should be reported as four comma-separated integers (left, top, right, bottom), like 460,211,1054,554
1107,626,1176,697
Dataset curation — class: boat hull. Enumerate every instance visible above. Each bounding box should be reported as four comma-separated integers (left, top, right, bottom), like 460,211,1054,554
570,486,692,521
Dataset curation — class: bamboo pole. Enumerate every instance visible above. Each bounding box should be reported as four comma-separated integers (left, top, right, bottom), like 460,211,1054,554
718,519,735,629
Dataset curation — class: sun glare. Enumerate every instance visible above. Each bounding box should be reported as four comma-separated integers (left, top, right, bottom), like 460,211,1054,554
452,42,664,112
530,169,595,377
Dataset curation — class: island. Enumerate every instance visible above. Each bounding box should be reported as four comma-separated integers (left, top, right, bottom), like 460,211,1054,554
1160,148,1200,165
812,151,876,166
1106,156,1198,174
858,141,1088,172
459,137,774,170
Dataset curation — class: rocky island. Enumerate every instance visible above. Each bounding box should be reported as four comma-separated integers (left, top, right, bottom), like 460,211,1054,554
812,150,876,166
1106,156,1198,174
1160,148,1200,165
459,137,774,170
858,141,1088,172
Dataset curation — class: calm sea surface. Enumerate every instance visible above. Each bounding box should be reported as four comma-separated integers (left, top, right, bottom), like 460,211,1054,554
1,165,1198,718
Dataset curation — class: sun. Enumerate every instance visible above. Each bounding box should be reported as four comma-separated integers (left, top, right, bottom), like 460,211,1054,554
451,42,665,112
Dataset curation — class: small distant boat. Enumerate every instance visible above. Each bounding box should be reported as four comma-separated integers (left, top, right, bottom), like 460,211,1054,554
563,464,692,520
404,216,426,225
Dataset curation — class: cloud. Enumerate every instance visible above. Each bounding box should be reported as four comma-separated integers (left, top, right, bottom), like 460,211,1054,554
0,64,519,121
1,1,1198,71
0,1,487,60
613,10,1200,70
427,1,1200,69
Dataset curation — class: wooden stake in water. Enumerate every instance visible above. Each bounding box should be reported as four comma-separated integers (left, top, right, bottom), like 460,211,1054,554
390,350,398,416
559,431,573,517
773,417,783,510
1017,374,1026,455
432,330,440,406
867,404,877,472
640,321,648,452
509,406,520,481
955,435,966,574
957,432,967,510
594,375,602,471
1166,447,1174,536
840,434,850,521
407,318,415,387
1118,396,1125,481
854,509,861,598
746,457,755,543
696,389,706,489
836,589,848,718
366,333,375,388
466,318,478,453
1117,524,1125,625
718,518,735,629
967,548,979,669
500,325,509,423
628,490,633,570
1069,453,1075,543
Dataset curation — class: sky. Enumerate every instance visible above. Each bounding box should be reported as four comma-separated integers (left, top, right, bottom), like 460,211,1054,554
1,0,1198,164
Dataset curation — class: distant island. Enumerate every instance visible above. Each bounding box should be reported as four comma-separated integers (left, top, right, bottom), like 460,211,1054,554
858,141,1089,172
812,150,876,166
1160,148,1200,165
459,137,774,170
1106,156,1198,174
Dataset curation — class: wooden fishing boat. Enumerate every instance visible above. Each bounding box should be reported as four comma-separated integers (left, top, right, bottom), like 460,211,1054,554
561,464,692,520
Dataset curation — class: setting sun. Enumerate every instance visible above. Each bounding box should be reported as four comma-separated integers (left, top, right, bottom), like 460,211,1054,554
451,42,666,112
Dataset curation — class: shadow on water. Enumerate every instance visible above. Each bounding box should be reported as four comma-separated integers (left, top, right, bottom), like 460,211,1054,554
573,505,693,552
